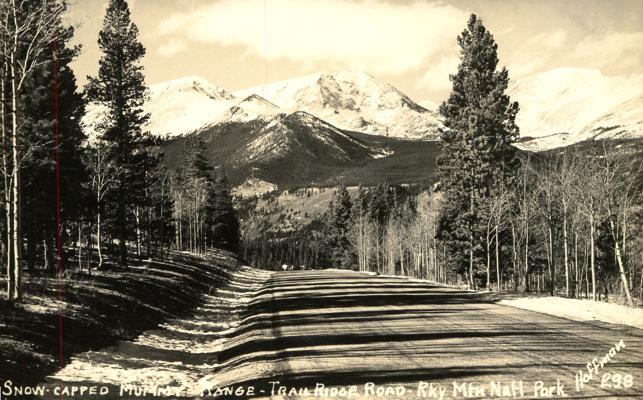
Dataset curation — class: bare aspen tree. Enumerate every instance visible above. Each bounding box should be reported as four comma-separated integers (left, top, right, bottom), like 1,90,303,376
485,183,511,290
597,144,637,306
87,139,120,269
536,160,558,295
557,151,579,297
1,0,64,300
514,158,536,292
576,154,601,300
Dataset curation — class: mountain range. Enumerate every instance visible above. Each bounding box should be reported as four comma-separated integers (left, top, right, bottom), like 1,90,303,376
83,67,642,188
508,68,643,151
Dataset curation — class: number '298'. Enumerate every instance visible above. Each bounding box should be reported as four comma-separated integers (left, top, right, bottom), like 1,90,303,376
600,373,633,389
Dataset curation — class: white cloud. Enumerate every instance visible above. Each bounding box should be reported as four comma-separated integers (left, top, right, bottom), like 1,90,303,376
416,54,459,93
535,30,567,49
571,32,643,74
507,29,643,80
157,38,188,57
505,29,567,78
157,0,468,76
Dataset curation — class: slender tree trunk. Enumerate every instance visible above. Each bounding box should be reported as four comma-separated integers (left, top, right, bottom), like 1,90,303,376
609,218,633,306
563,210,569,297
96,204,103,268
2,15,10,299
78,222,82,271
590,214,596,301
495,224,500,291
399,243,404,276
86,221,92,275
177,216,182,251
43,237,48,270
547,224,554,295
10,62,22,300
584,241,589,299
118,192,127,267
511,223,517,290
469,191,475,289
524,219,530,292
486,227,491,290
2,79,14,300
135,206,141,258
574,230,578,298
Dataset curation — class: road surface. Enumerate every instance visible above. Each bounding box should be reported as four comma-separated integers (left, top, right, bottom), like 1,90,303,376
40,269,643,399
213,270,643,399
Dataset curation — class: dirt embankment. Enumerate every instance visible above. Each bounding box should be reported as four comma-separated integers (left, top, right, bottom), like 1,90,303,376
0,251,239,389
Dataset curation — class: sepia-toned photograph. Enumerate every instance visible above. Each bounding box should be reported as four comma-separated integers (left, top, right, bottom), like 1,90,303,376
0,0,642,399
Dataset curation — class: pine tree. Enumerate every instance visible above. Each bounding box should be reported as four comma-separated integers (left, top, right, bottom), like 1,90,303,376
437,14,519,288
324,185,354,268
86,0,149,267
21,2,86,272
207,167,240,253
171,138,240,254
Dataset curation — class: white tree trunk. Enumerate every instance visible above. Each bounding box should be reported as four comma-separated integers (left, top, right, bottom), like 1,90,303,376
563,211,569,297
609,218,633,306
495,224,500,291
10,61,22,300
590,214,596,301
96,208,103,269
135,206,141,257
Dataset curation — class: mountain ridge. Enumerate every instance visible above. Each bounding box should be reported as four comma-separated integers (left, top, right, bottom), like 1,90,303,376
83,68,643,154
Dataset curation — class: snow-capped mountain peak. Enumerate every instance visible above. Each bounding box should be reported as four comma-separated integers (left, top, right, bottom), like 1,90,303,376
149,76,233,99
510,67,643,150
235,70,441,139
221,94,281,123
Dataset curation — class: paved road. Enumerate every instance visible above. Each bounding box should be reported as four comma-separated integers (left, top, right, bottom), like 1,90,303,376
212,270,643,399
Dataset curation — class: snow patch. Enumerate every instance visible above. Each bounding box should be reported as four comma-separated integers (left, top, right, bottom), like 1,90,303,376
499,296,643,329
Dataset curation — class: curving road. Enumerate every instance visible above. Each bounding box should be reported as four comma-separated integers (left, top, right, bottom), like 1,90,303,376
212,270,643,399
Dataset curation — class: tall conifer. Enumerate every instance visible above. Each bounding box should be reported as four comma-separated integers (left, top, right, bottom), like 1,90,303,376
437,14,519,288
86,0,149,267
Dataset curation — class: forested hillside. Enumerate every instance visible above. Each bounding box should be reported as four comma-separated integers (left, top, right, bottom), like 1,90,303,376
0,0,240,304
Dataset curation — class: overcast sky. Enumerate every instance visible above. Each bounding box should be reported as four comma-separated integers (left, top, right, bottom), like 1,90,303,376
66,0,643,102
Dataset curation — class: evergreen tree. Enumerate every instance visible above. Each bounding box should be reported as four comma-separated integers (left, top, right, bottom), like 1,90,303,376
21,2,86,271
437,14,519,288
207,167,241,253
324,185,354,268
171,138,240,254
86,0,150,267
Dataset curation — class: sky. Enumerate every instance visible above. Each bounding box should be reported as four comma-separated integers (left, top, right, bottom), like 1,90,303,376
66,0,643,102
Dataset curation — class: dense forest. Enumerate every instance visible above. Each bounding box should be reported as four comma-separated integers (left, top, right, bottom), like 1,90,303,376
0,0,239,302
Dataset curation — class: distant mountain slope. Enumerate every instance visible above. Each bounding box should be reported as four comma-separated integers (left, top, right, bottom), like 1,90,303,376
220,94,280,124
235,70,442,139
230,111,376,166
162,116,441,189
163,111,377,187
145,76,235,137
83,77,277,141
509,68,643,151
